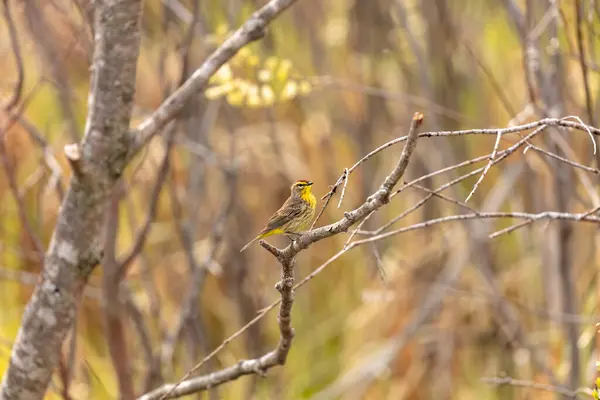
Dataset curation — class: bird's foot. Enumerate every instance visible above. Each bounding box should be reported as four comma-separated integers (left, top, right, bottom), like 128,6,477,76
285,232,303,242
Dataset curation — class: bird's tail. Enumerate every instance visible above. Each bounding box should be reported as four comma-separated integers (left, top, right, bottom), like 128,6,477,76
240,229,278,252
240,235,261,252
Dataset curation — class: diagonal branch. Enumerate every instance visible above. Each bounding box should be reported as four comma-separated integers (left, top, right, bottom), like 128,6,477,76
293,112,422,254
2,0,24,111
126,0,300,162
0,141,45,255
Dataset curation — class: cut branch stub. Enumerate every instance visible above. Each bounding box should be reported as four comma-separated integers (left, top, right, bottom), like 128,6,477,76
64,143,83,177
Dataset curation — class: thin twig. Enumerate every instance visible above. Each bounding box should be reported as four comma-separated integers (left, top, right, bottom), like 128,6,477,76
353,211,600,245
481,376,592,398
562,115,596,155
489,219,534,239
2,0,24,111
378,166,496,234
394,153,492,196
312,76,471,123
140,301,282,400
575,0,595,128
337,168,349,208
0,142,44,255
15,117,65,200
117,131,175,280
465,130,502,202
525,142,599,174
369,244,387,284
343,210,375,249
160,139,236,376
380,124,550,233
411,183,477,213
103,185,135,400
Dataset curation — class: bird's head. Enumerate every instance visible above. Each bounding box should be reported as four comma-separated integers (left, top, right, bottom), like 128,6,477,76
291,179,314,198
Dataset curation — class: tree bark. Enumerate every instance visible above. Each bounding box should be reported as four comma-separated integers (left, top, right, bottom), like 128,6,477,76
1,0,299,398
0,0,143,398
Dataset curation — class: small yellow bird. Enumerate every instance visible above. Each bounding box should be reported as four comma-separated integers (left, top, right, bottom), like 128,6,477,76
240,180,317,252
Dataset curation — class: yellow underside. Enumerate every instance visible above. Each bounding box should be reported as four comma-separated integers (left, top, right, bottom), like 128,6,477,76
258,228,285,239
257,189,316,240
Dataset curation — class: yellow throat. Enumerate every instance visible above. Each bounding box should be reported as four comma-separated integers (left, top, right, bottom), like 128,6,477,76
300,186,317,209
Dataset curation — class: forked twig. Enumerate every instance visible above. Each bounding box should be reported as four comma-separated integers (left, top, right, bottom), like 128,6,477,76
142,112,424,400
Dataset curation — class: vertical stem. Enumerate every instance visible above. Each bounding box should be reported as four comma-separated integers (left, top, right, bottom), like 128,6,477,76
103,187,136,400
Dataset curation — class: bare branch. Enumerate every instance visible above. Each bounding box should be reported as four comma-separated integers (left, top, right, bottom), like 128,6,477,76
0,139,45,256
117,131,174,280
481,376,592,398
465,130,502,202
489,219,535,239
142,112,424,400
526,142,600,174
103,186,135,400
353,210,600,245
411,183,476,213
336,168,349,208
15,117,65,200
139,355,281,400
127,0,300,161
575,0,595,128
374,124,549,235
2,0,24,111
259,240,283,258
313,117,599,227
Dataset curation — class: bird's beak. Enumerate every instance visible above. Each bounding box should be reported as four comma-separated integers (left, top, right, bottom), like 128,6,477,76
307,181,313,186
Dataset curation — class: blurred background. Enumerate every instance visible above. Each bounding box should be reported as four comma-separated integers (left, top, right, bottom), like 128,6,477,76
1,0,600,398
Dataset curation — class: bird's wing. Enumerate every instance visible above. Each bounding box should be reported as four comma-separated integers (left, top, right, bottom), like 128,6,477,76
261,197,304,233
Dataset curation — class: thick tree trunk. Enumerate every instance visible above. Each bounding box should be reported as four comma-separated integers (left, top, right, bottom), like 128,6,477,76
0,1,143,398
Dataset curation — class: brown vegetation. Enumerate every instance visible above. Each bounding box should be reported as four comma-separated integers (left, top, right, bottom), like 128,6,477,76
1,0,600,399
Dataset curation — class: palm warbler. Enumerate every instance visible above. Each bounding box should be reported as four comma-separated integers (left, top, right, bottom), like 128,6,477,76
240,180,317,252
